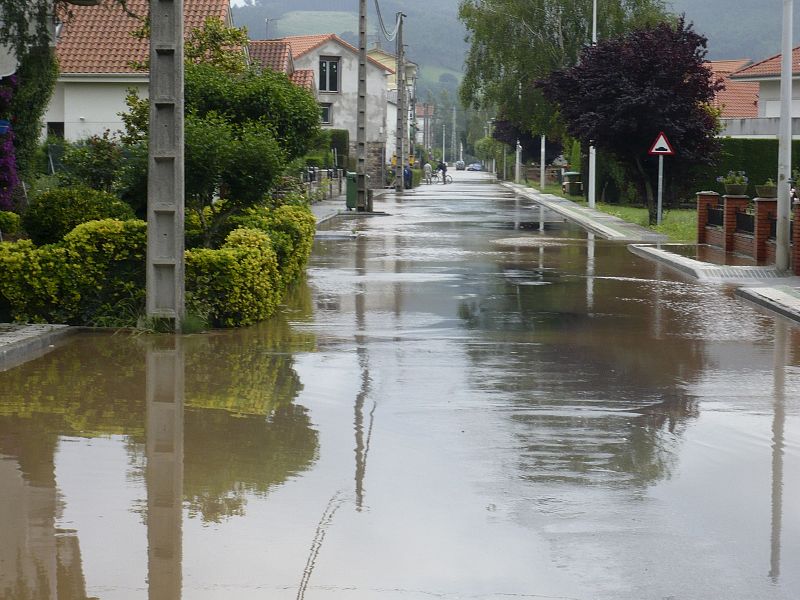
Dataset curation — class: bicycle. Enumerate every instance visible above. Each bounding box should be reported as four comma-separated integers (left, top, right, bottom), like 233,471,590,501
430,172,453,184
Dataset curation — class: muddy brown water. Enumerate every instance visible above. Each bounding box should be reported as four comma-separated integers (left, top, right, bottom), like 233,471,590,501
1,176,799,599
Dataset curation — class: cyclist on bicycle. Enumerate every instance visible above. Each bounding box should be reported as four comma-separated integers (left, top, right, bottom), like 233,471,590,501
437,160,448,184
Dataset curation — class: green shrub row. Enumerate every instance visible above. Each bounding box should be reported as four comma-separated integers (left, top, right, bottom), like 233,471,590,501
0,219,147,324
0,204,317,327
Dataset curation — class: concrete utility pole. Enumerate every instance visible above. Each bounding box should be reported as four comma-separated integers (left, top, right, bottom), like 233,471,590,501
147,0,185,330
356,0,368,211
394,13,405,193
442,122,446,163
409,75,417,160
776,0,793,271
587,0,597,208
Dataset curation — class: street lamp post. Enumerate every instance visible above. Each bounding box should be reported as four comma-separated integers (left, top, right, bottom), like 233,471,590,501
776,0,793,271
587,0,597,209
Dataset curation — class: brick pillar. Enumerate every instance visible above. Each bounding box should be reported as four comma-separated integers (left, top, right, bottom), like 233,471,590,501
723,194,750,252
754,198,777,263
696,191,720,244
793,200,800,275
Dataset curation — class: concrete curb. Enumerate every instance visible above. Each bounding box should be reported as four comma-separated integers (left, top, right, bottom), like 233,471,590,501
736,286,800,324
0,324,80,372
501,182,668,243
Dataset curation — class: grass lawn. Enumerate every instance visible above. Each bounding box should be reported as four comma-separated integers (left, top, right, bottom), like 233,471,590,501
527,183,697,243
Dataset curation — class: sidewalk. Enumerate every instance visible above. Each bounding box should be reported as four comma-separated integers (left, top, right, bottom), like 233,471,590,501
503,181,800,325
0,323,78,372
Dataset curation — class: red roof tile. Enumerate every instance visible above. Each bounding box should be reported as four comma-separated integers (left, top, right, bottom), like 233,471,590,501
276,33,393,73
707,59,759,118
249,40,292,74
730,46,800,79
290,69,315,91
57,0,230,74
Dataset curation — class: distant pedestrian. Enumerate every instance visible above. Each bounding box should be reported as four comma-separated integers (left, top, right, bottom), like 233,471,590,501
403,164,412,189
423,161,432,184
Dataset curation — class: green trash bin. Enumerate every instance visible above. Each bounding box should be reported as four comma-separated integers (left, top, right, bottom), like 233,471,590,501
562,171,583,196
346,172,357,209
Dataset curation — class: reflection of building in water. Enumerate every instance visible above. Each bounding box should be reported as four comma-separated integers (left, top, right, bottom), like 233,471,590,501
146,340,184,600
0,423,92,599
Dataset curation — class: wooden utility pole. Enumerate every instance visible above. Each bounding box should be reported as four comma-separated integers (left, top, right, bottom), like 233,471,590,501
147,0,185,330
357,0,368,210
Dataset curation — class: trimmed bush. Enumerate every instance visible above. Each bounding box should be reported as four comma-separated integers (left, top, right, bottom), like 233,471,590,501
186,227,281,327
23,186,135,245
0,219,147,324
0,210,20,235
230,204,315,286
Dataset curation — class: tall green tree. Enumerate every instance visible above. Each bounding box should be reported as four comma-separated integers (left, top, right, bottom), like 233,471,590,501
537,18,722,223
458,0,668,136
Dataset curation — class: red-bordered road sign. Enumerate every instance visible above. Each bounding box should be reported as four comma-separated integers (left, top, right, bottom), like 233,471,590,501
648,132,675,155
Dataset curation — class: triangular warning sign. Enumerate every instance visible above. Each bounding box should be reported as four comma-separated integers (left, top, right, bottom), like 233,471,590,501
648,132,674,155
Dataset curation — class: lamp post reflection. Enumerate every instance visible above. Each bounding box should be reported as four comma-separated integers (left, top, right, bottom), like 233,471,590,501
146,338,184,600
769,320,787,582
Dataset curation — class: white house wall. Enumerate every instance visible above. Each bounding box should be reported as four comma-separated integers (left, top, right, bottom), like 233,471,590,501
756,80,800,118
43,78,147,141
292,40,388,145
386,100,397,163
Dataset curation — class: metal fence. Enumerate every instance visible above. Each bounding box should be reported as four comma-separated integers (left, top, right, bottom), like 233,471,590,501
735,210,754,234
707,207,723,227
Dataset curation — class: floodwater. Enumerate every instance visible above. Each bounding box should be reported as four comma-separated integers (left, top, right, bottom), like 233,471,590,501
1,173,799,600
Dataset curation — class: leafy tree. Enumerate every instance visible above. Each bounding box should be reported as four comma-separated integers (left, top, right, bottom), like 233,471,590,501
184,63,319,161
60,130,124,192
537,18,722,223
459,0,668,140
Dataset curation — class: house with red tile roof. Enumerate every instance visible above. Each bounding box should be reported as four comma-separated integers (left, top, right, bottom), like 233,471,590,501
721,47,800,138
259,33,393,187
708,60,758,119
248,40,315,93
43,0,235,140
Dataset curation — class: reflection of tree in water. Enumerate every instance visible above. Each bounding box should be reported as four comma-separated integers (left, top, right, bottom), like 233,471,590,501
183,404,318,523
0,283,319,525
457,273,705,487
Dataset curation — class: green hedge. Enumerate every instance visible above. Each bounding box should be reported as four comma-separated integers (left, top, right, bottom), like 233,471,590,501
689,138,800,197
0,219,147,324
228,204,316,286
1,203,316,327
185,228,281,328
22,186,135,245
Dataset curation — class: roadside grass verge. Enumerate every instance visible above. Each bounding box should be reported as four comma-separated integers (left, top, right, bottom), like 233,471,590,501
525,182,697,242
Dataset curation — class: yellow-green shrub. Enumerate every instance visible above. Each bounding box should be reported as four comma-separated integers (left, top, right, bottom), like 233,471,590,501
186,227,281,327
0,219,147,324
0,210,20,235
227,204,315,286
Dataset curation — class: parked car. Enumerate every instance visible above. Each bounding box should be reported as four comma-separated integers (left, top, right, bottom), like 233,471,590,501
455,160,466,170
466,163,482,171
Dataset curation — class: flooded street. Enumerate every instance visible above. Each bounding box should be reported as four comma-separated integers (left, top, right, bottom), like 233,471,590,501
2,174,800,599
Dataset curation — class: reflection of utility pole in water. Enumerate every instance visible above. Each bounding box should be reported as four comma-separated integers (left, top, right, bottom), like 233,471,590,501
586,232,595,314
146,338,184,600
769,321,786,582
353,233,375,511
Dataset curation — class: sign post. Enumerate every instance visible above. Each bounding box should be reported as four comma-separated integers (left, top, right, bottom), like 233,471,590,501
648,132,675,225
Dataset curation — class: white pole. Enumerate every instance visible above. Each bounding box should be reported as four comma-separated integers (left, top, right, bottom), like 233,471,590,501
515,139,521,183
540,134,546,190
442,123,446,163
657,155,664,225
587,0,597,209
777,0,792,272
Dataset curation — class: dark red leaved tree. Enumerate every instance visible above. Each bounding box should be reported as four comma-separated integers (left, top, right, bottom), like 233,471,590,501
538,18,722,223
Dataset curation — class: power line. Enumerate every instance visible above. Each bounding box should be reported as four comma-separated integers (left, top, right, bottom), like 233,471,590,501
373,0,401,41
